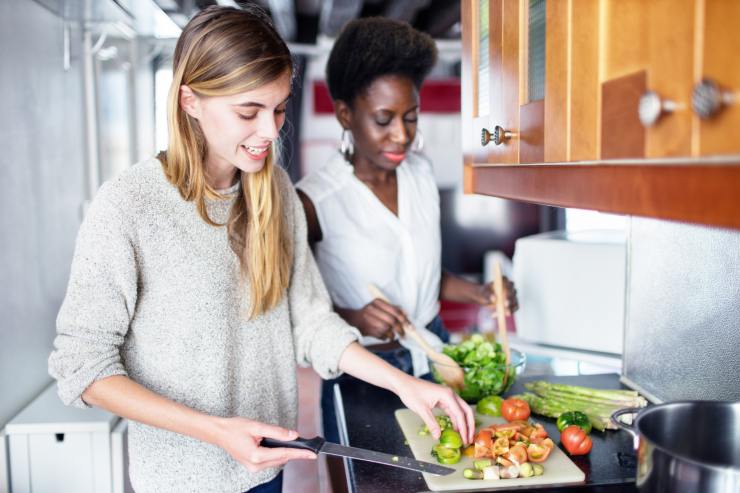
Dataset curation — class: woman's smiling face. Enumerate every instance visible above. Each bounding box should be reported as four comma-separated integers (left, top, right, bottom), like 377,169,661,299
341,74,419,171
180,70,292,180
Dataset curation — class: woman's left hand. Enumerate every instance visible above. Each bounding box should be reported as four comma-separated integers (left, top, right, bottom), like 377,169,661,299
393,375,475,445
474,276,519,314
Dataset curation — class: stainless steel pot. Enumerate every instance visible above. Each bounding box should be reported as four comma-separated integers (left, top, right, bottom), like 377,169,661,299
612,401,740,493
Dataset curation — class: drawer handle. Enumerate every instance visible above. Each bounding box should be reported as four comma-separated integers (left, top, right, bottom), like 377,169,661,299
692,78,735,119
638,90,680,127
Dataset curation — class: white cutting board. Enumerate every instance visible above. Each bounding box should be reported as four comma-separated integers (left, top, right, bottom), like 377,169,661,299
395,409,585,491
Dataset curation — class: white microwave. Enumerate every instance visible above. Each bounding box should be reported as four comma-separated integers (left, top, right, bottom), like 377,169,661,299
511,230,626,355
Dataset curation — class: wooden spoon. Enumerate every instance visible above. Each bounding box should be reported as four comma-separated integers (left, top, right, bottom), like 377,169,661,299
367,284,465,391
492,261,511,365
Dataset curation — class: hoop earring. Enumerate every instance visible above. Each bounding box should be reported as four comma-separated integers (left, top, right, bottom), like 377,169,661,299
412,129,424,152
339,129,354,162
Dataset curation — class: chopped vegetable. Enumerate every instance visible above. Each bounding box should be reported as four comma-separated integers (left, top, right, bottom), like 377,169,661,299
507,443,528,465
560,425,593,455
477,395,504,417
532,464,545,476
519,462,534,478
501,398,531,422
463,468,483,479
482,465,500,480
473,459,493,470
432,443,462,464
557,411,592,434
439,429,463,449
418,415,453,436
499,463,520,479
526,442,553,463
474,429,493,458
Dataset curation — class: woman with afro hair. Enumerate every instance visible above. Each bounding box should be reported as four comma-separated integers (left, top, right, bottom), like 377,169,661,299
296,17,517,449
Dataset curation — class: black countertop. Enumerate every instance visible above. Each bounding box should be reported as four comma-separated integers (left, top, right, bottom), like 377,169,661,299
335,373,639,493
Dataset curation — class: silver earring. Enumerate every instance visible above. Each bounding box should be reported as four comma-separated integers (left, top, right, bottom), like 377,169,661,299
339,129,354,162
413,129,424,152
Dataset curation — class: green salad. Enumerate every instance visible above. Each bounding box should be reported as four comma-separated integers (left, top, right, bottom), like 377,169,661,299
433,334,517,403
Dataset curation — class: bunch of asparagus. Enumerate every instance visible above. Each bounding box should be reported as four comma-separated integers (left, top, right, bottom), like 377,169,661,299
513,381,648,431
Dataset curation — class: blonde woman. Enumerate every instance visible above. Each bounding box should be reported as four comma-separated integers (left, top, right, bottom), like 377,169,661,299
48,6,473,493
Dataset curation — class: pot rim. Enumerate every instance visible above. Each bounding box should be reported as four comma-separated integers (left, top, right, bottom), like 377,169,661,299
631,400,740,473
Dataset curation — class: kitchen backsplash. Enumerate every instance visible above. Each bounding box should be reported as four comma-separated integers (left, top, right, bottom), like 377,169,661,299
622,217,740,402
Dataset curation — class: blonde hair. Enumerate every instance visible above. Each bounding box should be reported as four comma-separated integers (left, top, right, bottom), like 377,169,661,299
159,5,293,318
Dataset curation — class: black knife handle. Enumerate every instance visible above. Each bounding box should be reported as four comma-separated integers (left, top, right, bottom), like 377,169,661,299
261,436,325,453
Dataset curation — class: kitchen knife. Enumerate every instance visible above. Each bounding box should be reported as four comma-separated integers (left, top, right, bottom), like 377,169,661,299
262,436,455,476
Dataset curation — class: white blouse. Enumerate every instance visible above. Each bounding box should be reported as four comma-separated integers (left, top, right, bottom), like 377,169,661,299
297,151,443,376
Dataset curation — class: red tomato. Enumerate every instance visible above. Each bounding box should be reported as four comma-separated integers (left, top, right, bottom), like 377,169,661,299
561,425,593,455
474,429,493,458
501,398,531,422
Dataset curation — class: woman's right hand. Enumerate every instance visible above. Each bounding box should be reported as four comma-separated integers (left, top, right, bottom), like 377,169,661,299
341,300,408,340
212,417,316,472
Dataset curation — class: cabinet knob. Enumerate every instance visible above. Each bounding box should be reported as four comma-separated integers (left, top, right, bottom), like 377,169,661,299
481,125,513,146
692,78,735,119
493,125,512,145
481,127,493,146
638,91,679,127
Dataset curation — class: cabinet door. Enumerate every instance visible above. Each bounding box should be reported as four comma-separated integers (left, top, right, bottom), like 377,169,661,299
462,0,520,185
519,0,545,164
696,1,740,156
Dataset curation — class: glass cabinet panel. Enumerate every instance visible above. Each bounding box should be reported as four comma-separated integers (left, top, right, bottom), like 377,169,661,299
527,0,546,102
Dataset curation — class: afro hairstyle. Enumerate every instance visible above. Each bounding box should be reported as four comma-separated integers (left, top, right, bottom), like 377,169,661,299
325,17,438,106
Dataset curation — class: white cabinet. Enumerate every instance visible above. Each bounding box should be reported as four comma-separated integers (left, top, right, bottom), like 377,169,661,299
4,384,131,493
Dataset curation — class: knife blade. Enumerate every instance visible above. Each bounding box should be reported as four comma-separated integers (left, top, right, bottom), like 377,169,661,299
262,436,454,476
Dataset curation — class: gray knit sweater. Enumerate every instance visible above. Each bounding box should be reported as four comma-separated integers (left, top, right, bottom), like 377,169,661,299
48,158,359,493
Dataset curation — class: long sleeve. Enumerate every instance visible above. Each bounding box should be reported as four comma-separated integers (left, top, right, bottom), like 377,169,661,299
285,178,359,379
48,182,138,408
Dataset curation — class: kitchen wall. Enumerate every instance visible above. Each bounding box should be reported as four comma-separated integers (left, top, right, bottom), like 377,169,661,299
0,0,87,429
622,217,740,402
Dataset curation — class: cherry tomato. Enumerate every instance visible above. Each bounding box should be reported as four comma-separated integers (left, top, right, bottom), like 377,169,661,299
501,398,531,422
560,425,593,455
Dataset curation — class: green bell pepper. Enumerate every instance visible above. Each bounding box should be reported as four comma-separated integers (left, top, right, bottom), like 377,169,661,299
556,411,592,434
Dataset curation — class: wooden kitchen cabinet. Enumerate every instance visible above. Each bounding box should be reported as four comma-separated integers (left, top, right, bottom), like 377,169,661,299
462,0,740,229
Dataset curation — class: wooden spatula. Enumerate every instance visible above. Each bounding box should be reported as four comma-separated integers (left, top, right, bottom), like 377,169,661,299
367,284,465,391
492,261,511,365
